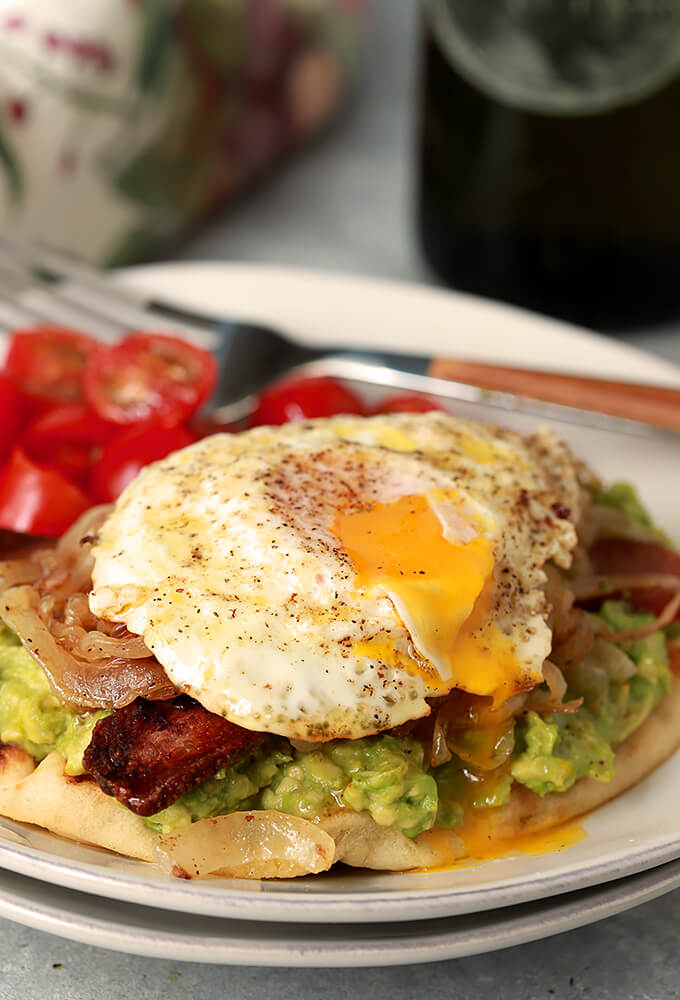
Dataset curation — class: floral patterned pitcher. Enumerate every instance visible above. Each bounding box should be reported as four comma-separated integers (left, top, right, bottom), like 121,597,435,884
0,0,364,265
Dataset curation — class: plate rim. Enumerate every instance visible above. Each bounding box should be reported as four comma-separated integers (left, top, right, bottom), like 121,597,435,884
2,261,680,927
118,261,680,384
1,819,680,924
1,854,680,966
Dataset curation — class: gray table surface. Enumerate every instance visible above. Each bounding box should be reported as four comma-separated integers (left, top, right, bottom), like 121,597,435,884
2,2,680,997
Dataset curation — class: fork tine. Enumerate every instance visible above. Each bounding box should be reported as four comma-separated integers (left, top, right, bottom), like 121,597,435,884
58,282,221,349
0,237,221,350
0,237,152,309
0,256,127,340
0,300,40,342
18,288,126,341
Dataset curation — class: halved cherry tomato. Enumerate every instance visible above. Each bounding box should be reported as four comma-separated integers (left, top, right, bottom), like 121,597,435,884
589,539,680,620
251,376,364,426
83,333,218,425
0,375,30,462
89,422,196,502
0,448,91,536
21,404,119,486
374,393,448,414
5,327,99,407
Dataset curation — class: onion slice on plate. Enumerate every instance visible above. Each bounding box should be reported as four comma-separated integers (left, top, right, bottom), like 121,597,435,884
154,811,336,880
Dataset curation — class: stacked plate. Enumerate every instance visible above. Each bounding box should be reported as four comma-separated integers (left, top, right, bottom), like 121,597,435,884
0,266,679,966
2,775,680,966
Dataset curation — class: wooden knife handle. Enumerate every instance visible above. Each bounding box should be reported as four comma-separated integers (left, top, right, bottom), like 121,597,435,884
428,359,680,433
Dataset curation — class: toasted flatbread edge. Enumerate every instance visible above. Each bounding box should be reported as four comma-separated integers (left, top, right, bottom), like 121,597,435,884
0,672,679,873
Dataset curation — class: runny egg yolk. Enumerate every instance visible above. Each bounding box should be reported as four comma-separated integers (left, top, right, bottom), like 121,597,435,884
334,494,525,702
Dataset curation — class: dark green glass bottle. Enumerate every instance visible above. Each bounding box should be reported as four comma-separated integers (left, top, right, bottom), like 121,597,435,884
417,0,680,329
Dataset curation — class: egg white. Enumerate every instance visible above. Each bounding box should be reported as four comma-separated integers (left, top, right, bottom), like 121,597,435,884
89,413,580,740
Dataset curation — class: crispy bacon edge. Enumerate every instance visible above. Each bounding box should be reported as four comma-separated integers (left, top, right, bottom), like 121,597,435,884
82,696,265,817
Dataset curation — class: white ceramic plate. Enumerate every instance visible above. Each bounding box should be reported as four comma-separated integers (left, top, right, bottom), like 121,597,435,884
1,855,680,966
1,263,679,930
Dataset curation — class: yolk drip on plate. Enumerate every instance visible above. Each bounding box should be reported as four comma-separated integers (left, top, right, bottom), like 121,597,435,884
333,493,526,701
415,820,587,873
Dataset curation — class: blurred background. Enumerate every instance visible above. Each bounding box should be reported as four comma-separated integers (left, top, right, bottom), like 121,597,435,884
1,0,679,350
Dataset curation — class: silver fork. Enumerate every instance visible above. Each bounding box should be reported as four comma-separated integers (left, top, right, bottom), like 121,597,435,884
0,236,672,439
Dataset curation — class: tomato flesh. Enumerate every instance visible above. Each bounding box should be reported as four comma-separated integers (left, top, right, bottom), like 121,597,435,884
0,375,30,462
89,422,196,502
0,328,221,524
83,333,218,425
21,404,119,485
0,448,91,536
5,327,99,406
251,376,364,426
374,393,448,414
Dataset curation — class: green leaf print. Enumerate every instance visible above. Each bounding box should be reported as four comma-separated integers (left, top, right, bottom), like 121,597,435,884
0,119,22,203
135,0,176,93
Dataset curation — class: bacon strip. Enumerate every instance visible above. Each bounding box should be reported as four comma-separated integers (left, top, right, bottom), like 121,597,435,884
588,539,680,622
83,696,265,816
598,590,680,643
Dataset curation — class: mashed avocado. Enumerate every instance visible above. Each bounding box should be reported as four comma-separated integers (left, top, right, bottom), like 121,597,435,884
264,735,438,837
0,623,442,836
146,746,294,833
511,601,671,797
150,597,671,830
0,598,671,835
594,482,656,531
592,480,672,546
147,735,438,837
0,628,68,761
0,474,673,840
0,627,109,774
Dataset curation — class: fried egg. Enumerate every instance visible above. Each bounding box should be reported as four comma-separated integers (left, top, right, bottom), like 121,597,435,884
89,413,581,740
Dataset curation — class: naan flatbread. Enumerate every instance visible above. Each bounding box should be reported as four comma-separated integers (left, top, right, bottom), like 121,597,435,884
0,671,678,877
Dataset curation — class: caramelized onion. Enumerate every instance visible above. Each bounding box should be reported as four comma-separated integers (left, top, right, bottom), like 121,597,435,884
0,585,175,710
63,593,98,631
423,689,528,769
50,622,151,661
289,739,323,753
429,714,451,768
588,638,636,681
598,589,680,643
580,504,666,548
0,506,178,710
570,573,680,602
530,660,582,715
543,660,567,704
56,504,111,556
545,565,595,668
155,811,336,880
545,564,573,636
553,612,595,668
0,559,41,591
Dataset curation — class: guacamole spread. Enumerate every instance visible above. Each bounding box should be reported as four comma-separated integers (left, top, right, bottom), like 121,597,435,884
0,629,109,774
0,602,669,836
0,483,672,838
511,602,670,797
